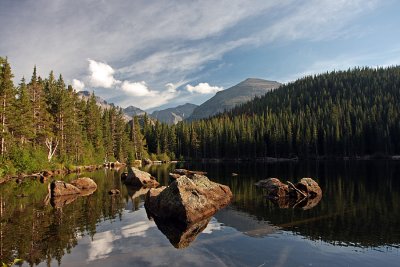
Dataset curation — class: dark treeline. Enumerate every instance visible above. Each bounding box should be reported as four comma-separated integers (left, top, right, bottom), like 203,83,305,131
146,66,400,159
0,58,146,176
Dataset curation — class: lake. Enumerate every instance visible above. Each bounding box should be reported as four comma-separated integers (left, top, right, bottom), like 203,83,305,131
0,161,399,266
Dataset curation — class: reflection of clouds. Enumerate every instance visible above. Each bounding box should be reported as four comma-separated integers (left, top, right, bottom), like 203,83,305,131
121,221,153,238
88,231,120,261
87,213,155,262
202,218,223,234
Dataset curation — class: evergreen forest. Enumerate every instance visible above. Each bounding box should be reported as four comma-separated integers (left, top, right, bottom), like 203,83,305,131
0,57,146,177
1,56,400,176
149,66,400,160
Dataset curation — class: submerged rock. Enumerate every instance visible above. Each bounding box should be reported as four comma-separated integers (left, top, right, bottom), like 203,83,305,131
145,174,232,227
125,167,160,188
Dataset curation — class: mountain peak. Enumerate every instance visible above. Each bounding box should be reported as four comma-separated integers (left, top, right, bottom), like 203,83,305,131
151,103,198,125
187,78,281,121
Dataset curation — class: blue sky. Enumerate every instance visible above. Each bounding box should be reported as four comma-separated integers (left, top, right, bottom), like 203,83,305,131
1,0,399,111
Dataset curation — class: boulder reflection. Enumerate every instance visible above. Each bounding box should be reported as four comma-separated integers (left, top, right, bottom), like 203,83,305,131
149,214,211,249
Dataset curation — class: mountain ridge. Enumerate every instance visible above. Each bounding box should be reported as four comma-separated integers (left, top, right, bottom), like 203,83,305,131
187,78,281,121
150,103,198,124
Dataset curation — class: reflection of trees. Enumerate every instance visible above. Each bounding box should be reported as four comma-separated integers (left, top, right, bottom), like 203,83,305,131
142,163,177,186
0,169,127,265
184,161,400,248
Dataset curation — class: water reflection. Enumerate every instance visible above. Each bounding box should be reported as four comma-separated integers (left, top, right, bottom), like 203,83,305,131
181,160,400,248
0,161,399,266
0,168,126,265
150,216,211,249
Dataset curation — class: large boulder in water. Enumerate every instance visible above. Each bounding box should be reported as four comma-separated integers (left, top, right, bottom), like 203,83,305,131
125,167,160,188
49,181,81,197
145,174,232,227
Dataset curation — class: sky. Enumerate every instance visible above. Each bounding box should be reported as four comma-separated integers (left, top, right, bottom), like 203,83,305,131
1,0,399,111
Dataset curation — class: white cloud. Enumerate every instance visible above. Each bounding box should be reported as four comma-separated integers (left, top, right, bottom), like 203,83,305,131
88,59,119,88
72,79,85,91
186,83,223,94
121,81,154,96
119,81,180,109
165,83,177,93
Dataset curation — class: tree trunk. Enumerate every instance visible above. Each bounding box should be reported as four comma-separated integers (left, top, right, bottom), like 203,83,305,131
45,137,59,162
1,95,6,157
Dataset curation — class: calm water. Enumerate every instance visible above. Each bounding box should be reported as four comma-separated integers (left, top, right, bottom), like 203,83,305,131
1,161,400,266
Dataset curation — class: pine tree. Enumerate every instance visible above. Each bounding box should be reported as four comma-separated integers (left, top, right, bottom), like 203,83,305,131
14,77,34,145
0,58,16,157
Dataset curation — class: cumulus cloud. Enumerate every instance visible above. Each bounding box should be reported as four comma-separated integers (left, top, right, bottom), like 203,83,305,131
72,79,85,91
121,81,155,96
186,83,223,94
88,59,119,88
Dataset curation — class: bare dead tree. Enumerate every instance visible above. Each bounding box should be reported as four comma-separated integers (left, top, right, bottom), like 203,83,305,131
45,137,59,162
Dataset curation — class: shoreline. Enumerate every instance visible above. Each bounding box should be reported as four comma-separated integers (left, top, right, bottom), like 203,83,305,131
0,162,126,185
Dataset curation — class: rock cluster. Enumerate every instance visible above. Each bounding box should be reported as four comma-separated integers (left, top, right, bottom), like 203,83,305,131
255,177,322,209
48,177,98,207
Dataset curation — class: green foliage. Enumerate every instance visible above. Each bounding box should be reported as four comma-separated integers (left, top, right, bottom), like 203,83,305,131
8,146,50,174
0,59,148,176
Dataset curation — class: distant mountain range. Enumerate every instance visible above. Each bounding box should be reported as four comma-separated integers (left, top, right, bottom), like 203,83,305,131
77,77,281,123
187,78,281,121
77,91,145,121
151,103,198,125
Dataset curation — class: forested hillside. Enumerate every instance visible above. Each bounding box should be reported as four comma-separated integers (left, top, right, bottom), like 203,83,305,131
152,66,400,159
0,58,146,176
2,57,399,176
